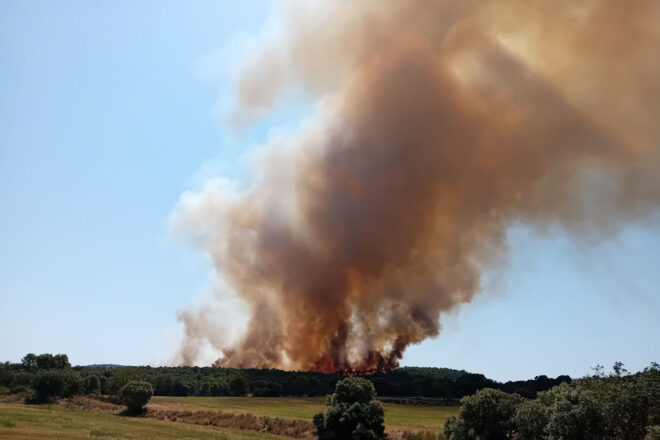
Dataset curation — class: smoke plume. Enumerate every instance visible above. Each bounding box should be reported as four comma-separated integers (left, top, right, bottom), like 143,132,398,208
173,0,660,371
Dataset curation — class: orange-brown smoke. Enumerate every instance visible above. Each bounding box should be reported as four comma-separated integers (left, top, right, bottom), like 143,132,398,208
173,0,660,371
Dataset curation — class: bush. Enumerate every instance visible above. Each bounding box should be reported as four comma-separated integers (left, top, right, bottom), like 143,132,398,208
60,370,84,397
10,385,32,395
513,396,550,440
313,376,385,440
118,380,153,413
84,375,101,395
446,363,660,440
31,371,66,403
544,384,604,440
10,372,35,392
444,388,522,440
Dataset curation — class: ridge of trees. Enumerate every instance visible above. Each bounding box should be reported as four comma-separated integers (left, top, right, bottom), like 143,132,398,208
2,352,572,400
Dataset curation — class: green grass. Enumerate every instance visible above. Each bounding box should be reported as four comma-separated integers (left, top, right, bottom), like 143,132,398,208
0,397,459,439
151,396,459,432
0,403,292,440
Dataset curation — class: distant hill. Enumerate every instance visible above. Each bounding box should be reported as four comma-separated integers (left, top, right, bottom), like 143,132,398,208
83,364,123,369
397,366,467,380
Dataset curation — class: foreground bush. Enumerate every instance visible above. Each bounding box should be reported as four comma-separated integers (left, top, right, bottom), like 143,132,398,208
118,380,153,413
443,388,522,440
313,376,385,440
444,364,660,440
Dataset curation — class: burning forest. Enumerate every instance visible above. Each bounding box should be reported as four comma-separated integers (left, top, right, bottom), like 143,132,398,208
172,0,660,372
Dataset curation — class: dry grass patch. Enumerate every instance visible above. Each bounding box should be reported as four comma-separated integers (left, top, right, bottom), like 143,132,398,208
146,407,315,438
57,396,123,412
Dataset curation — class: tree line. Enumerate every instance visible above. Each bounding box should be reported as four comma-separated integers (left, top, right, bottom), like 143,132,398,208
1,354,657,439
0,353,571,401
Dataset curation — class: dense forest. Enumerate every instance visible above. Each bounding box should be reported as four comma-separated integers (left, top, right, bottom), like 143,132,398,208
0,353,570,400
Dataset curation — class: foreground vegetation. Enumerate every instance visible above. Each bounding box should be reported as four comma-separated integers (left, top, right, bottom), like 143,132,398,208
0,394,456,439
444,364,660,440
0,401,290,440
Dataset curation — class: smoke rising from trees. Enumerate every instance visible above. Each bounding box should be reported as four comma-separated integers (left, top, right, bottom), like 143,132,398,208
173,0,660,371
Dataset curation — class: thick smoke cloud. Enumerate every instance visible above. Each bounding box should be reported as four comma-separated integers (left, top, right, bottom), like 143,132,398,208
173,0,660,371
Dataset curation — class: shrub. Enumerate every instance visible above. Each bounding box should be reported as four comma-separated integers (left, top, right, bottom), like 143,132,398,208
31,371,66,403
10,385,32,395
313,376,385,440
544,384,604,440
118,380,153,413
443,388,522,440
514,396,550,440
10,372,35,391
60,370,84,397
512,365,660,440
84,375,101,395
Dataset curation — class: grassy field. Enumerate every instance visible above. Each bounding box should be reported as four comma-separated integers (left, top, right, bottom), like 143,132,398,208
151,396,459,432
0,397,459,439
0,402,290,440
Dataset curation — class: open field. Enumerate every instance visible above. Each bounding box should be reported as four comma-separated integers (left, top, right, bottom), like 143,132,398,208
0,397,458,439
151,396,460,432
0,402,290,440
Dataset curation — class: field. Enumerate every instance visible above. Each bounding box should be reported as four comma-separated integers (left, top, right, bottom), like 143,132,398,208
0,397,460,439
0,402,287,440
151,396,459,432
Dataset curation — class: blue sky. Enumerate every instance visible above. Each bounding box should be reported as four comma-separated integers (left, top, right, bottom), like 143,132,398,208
1,0,658,381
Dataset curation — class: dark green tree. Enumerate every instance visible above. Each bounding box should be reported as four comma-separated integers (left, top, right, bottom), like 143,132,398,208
60,370,84,397
84,375,101,395
444,388,522,440
21,353,37,371
118,380,153,413
31,371,66,402
313,377,385,440
106,367,143,394
229,375,249,396
544,384,604,440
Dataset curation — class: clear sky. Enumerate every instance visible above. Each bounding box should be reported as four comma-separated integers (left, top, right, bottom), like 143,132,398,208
1,0,658,382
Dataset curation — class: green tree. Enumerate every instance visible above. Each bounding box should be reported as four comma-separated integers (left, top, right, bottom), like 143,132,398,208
118,381,153,413
52,354,71,369
60,370,84,397
21,353,37,371
229,375,249,396
512,364,659,440
545,384,604,440
444,388,522,440
106,367,143,394
84,375,101,395
31,371,66,403
313,376,385,440
514,396,550,439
